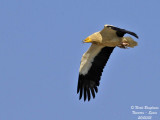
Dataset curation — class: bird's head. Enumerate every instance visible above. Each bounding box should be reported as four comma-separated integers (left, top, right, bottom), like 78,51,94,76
83,32,102,44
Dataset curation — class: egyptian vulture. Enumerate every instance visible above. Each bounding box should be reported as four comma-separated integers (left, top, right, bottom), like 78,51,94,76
77,24,138,101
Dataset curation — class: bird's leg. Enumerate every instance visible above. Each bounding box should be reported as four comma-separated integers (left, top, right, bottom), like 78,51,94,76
117,42,129,49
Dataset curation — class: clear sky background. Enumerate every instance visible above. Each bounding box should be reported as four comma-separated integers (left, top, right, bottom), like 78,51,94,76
0,0,160,120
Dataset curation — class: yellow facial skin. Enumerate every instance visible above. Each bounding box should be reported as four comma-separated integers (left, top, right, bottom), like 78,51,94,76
83,37,92,43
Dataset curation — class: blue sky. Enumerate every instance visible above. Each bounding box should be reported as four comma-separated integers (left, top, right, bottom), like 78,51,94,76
0,0,160,120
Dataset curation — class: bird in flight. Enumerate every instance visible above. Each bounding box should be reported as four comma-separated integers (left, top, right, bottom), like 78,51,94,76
77,24,138,101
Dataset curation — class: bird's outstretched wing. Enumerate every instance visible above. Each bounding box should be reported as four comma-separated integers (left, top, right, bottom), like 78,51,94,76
77,44,115,101
107,25,139,38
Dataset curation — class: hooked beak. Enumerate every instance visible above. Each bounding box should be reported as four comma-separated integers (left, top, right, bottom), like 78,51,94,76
83,37,92,43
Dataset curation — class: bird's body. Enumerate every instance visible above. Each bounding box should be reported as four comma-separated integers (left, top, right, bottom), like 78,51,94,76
83,25,138,47
77,24,138,101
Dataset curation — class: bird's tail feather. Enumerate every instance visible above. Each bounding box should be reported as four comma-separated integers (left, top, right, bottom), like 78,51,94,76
122,37,138,48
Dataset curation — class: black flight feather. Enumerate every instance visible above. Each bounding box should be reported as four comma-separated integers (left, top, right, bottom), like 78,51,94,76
77,47,115,101
107,25,139,38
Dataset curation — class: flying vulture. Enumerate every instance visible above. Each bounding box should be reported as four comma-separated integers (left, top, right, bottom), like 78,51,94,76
77,24,138,101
